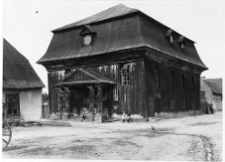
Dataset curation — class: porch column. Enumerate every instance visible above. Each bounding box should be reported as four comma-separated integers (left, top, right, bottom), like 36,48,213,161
88,86,95,122
98,85,103,122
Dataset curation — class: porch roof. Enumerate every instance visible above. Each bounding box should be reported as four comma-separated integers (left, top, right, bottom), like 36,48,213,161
55,69,115,87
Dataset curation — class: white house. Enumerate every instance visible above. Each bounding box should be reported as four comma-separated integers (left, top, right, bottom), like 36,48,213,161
3,39,45,121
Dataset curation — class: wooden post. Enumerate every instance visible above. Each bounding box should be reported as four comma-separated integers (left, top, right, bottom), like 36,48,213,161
98,85,103,123
88,86,95,122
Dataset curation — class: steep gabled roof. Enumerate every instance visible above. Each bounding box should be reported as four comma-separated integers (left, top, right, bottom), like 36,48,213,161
3,39,45,89
55,69,115,87
38,4,207,70
204,78,222,94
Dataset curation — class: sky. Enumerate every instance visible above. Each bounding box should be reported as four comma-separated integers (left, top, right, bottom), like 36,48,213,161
2,0,224,93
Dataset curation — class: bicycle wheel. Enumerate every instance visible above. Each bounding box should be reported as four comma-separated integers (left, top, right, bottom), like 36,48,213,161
2,120,12,148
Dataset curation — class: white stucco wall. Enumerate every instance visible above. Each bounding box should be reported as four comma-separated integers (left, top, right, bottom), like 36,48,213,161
3,89,42,121
19,89,42,121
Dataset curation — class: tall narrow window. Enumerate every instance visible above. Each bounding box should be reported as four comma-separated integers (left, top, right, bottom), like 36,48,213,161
191,76,195,92
181,74,185,92
154,67,159,89
121,64,130,85
170,71,175,90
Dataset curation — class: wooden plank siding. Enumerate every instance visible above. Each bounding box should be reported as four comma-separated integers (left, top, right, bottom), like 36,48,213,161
88,61,146,116
47,60,146,116
47,54,201,117
144,55,201,116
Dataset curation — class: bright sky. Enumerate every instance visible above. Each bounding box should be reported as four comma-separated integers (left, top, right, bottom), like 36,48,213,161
3,0,224,93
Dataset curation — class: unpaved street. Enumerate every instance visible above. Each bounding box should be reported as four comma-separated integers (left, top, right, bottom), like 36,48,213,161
3,112,222,161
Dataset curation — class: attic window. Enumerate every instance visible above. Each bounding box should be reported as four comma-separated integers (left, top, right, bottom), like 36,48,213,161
169,36,174,44
178,36,185,49
80,25,96,46
165,29,174,44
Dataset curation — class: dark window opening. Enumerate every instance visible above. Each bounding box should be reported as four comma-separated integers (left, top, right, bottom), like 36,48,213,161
191,76,195,92
181,74,185,92
170,71,175,90
6,94,20,116
182,100,186,110
191,100,195,109
170,99,175,109
154,67,159,89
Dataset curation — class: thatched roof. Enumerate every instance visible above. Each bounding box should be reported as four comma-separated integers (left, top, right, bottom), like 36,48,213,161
3,39,45,89
38,4,207,70
204,78,222,94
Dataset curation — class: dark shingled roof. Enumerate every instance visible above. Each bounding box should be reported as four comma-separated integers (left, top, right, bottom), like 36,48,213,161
56,69,115,87
3,39,45,89
38,4,207,70
204,78,222,94
53,4,139,32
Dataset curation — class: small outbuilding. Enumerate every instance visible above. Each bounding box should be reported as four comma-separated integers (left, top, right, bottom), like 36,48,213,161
204,78,222,110
3,39,45,121
200,78,217,111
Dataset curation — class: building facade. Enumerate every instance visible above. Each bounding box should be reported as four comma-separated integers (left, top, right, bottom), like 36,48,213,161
38,4,207,122
204,78,222,110
3,39,45,121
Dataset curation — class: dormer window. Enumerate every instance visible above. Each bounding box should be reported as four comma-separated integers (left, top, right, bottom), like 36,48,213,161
165,29,174,44
178,36,185,49
80,25,96,46
169,36,174,43
180,43,184,49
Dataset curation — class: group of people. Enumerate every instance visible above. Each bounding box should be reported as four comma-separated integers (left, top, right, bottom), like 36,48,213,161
122,111,132,123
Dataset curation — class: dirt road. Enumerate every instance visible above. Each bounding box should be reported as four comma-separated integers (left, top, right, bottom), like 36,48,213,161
3,112,222,161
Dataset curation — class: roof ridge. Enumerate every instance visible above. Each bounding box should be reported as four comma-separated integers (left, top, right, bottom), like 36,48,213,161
53,4,139,32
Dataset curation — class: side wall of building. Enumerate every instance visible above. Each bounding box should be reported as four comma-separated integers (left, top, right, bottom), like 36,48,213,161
3,89,42,121
19,89,42,121
213,93,222,111
145,57,200,115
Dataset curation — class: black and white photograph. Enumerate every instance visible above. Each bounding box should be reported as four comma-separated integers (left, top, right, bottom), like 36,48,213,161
2,0,223,161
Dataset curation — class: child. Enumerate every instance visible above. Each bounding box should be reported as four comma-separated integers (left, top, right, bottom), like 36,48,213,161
122,111,127,123
81,109,86,121
127,111,132,123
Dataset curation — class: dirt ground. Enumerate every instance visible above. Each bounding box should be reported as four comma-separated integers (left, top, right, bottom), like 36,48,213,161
2,112,223,161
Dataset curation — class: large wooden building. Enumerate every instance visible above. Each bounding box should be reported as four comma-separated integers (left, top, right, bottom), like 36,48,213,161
38,4,207,122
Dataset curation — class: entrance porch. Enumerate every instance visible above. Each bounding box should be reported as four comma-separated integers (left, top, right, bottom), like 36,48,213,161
55,69,115,122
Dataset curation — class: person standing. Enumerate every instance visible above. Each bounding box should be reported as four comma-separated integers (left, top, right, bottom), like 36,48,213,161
122,111,127,123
